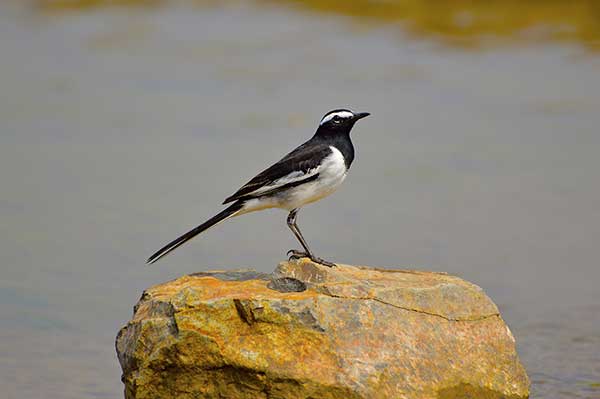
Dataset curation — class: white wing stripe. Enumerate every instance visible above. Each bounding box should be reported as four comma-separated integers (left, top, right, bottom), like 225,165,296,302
243,167,321,197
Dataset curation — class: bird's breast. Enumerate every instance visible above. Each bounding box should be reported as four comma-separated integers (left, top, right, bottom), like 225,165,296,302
318,145,348,184
279,146,348,210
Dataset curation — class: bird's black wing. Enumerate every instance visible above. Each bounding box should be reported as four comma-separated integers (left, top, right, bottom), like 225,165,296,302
223,141,332,204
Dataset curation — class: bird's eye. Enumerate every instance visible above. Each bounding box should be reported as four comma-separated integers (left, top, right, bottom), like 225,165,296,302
333,116,341,123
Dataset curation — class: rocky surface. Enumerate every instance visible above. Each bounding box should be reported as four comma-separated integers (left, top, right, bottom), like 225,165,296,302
116,259,529,399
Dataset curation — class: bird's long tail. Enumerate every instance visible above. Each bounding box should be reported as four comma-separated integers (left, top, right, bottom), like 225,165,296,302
146,201,244,265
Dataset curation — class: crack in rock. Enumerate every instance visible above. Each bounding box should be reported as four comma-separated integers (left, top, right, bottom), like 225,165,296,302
317,290,499,322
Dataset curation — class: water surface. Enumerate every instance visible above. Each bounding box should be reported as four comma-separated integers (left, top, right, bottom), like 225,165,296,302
1,1,599,398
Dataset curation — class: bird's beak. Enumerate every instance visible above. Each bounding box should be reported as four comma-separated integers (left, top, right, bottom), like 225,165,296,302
353,112,370,121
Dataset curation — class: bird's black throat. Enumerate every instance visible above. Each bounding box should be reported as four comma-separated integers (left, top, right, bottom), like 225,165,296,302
312,126,355,169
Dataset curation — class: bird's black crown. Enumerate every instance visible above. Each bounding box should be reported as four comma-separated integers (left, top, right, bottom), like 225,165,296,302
316,109,370,134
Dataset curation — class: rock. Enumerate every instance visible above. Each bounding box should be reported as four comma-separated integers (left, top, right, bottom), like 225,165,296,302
116,259,529,399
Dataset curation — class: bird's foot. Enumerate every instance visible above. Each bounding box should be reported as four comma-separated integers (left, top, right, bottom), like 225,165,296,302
287,250,336,268
310,256,336,268
287,249,309,260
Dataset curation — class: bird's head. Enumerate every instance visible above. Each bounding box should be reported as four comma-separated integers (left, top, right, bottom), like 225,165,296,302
316,109,370,136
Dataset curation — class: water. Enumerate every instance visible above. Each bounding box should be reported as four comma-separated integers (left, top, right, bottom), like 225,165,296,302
1,1,599,398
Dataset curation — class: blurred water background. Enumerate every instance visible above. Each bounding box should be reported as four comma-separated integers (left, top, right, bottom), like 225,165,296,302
1,1,599,398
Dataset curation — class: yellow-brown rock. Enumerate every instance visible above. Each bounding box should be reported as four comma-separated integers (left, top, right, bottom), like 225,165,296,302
116,259,529,399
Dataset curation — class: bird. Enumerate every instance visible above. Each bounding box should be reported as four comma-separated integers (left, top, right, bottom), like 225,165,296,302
147,108,370,267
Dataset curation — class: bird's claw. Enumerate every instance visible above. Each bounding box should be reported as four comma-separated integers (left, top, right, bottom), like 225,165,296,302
287,250,336,268
311,257,336,268
287,249,308,260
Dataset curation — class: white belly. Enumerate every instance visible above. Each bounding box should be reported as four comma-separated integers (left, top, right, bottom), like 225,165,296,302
240,146,348,214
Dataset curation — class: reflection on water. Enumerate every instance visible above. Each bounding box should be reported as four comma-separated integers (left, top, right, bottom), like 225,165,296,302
282,0,600,49
37,0,600,49
37,0,162,10
2,1,600,399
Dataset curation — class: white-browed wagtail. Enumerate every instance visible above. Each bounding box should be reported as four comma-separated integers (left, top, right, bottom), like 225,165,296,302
147,109,370,267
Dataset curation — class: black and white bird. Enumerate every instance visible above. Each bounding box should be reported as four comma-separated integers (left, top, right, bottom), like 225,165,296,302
147,109,370,267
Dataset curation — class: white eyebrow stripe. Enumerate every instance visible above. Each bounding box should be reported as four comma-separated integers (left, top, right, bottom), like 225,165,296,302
320,111,354,125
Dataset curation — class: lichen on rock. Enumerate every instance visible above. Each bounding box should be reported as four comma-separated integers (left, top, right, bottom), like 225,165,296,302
116,259,530,399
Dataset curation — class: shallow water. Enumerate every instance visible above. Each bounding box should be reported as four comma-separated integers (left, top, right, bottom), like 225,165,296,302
1,1,599,398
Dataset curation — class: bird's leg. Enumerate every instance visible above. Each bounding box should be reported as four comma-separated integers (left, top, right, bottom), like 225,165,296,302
286,210,309,259
286,209,336,267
